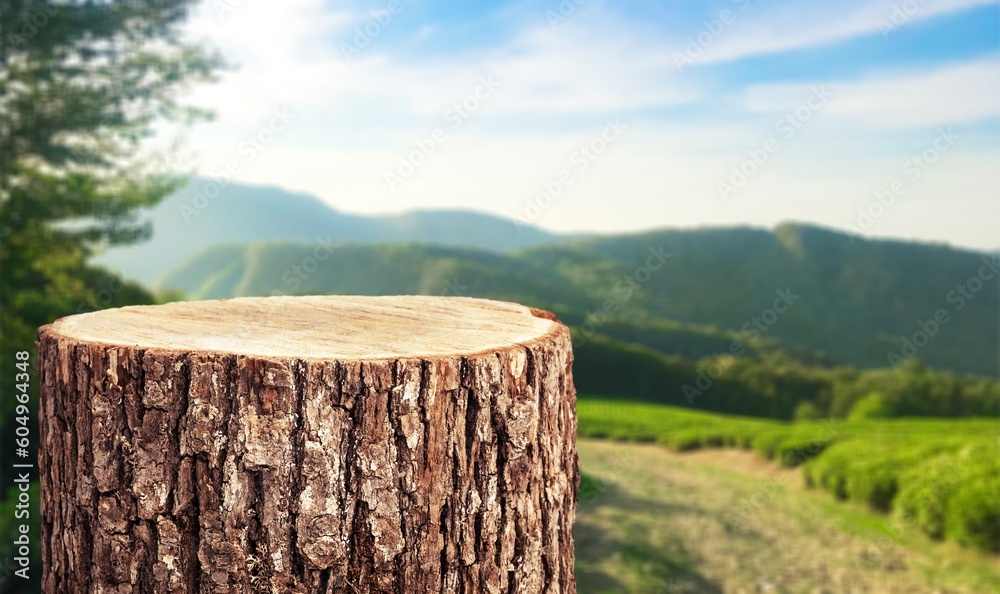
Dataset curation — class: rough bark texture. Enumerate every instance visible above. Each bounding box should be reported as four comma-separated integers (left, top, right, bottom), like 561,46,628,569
38,299,577,593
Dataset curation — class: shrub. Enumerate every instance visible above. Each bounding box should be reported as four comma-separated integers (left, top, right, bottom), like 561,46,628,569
793,401,822,421
751,430,787,460
700,433,726,448
669,429,705,452
576,397,1000,552
894,454,964,540
777,439,831,467
946,470,1000,552
848,392,895,421
844,459,899,512
803,446,853,500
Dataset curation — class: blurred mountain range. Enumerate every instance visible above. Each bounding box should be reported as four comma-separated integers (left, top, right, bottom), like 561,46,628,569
94,179,566,285
116,182,998,379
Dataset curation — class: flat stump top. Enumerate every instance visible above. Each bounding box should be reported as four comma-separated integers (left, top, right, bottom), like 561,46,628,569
48,295,560,360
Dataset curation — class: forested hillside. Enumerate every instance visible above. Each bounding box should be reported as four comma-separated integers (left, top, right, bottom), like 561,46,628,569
157,225,999,379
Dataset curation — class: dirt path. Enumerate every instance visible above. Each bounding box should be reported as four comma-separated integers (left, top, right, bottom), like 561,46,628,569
678,448,798,482
575,439,1000,594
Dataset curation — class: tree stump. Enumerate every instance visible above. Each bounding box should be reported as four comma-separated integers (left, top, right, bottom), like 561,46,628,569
37,296,578,593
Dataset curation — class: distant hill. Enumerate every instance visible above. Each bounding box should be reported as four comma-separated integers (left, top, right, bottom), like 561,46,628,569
157,225,999,377
92,179,566,285
525,223,1000,376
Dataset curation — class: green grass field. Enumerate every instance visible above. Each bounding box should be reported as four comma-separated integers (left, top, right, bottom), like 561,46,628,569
577,398,1000,555
575,439,1000,593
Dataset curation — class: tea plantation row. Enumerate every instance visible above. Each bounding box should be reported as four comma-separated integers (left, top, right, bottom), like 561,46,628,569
576,398,1000,553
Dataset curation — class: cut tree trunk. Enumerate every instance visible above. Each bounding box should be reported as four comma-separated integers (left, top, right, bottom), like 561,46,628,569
37,296,578,593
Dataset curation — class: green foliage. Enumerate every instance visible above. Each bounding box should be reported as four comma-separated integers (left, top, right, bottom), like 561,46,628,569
947,471,1000,552
920,444,1000,552
843,457,900,512
152,240,1000,421
895,453,966,540
1,0,221,414
1,2,220,589
793,401,822,421
155,220,999,378
848,392,895,420
578,398,1000,553
802,436,966,513
569,332,998,421
0,482,40,587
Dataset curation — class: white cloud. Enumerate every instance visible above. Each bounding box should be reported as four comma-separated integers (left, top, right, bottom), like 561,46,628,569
743,58,999,129
165,0,998,252
182,0,354,123
690,0,996,65
823,59,1000,128
319,19,699,121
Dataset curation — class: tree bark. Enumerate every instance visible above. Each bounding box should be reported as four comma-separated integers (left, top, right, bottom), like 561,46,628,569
37,296,578,593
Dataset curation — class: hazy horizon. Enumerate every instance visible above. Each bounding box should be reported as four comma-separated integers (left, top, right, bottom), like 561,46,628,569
170,176,1000,254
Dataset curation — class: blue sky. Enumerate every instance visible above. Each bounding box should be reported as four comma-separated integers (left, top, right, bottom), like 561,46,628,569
176,0,999,250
